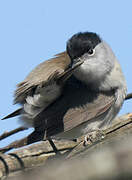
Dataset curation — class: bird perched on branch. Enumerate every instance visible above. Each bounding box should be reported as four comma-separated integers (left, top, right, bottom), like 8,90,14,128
2,32,127,146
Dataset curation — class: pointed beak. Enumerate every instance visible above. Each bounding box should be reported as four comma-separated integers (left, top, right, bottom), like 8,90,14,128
57,58,84,84
72,57,84,69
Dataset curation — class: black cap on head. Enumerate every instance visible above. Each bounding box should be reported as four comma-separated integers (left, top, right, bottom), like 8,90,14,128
67,32,101,60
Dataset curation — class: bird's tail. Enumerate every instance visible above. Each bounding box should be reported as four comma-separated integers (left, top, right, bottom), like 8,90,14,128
1,108,22,120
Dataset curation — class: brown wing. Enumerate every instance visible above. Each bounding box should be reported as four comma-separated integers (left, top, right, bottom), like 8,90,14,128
2,53,84,121
34,77,116,137
14,52,71,104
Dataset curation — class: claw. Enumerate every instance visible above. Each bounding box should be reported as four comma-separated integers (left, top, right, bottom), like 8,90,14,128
83,130,105,146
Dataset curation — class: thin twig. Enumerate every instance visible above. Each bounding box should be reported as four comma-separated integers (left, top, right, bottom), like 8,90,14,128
125,93,132,100
0,130,45,153
0,127,28,141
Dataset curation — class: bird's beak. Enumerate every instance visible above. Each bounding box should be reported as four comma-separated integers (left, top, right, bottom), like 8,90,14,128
72,57,84,69
57,58,84,84
72,58,84,69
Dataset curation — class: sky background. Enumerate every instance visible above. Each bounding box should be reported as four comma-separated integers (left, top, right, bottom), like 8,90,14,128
0,0,132,148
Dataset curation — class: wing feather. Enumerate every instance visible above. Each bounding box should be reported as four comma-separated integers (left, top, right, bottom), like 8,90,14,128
14,52,70,104
34,77,116,137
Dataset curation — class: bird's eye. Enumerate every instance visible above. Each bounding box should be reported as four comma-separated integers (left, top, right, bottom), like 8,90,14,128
88,49,95,56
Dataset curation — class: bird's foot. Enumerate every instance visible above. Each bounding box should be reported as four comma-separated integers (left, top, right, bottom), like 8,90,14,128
83,130,105,146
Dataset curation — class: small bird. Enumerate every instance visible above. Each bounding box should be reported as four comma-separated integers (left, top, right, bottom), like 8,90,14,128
2,32,127,145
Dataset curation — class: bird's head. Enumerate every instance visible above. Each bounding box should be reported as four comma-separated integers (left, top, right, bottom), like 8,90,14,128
66,32,115,89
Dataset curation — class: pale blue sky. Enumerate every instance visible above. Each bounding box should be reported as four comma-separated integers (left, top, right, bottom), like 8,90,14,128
0,0,132,147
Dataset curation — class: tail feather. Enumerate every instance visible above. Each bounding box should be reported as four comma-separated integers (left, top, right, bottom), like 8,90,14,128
1,108,22,120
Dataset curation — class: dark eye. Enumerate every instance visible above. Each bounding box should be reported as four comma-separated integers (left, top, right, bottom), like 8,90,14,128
88,49,95,56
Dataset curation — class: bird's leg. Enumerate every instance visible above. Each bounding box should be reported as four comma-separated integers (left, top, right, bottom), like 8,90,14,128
83,130,105,146
66,130,105,159
47,138,61,155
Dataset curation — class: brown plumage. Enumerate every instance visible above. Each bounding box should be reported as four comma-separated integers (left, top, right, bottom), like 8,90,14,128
14,52,71,104
2,52,84,122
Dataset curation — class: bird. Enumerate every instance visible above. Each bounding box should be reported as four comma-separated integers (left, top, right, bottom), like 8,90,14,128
2,32,127,146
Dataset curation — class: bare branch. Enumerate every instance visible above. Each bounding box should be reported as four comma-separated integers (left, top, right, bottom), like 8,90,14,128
125,92,132,100
0,113,132,179
0,127,28,141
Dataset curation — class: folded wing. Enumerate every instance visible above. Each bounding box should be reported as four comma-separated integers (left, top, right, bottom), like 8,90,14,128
14,52,71,104
34,77,116,137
